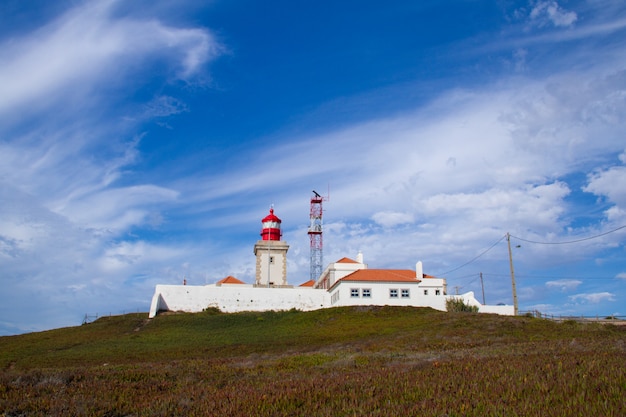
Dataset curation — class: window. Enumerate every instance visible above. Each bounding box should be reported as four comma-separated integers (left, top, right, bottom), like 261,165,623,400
389,289,398,298
435,289,441,296
423,289,429,296
351,288,359,298
401,289,410,298
362,289,371,298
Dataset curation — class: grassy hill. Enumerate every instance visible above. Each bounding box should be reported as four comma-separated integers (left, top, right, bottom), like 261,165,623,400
1,306,625,416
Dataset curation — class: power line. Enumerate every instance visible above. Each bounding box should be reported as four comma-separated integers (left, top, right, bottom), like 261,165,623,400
438,234,506,276
481,272,619,281
436,223,626,277
446,272,480,280
510,224,626,245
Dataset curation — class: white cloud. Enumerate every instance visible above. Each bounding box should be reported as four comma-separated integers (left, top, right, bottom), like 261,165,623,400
583,152,626,224
513,48,528,72
545,279,582,291
98,241,185,272
170,65,626,276
419,182,570,227
143,96,190,119
529,1,578,28
616,272,626,279
57,185,180,230
584,167,626,207
525,303,557,313
371,211,415,228
569,292,616,303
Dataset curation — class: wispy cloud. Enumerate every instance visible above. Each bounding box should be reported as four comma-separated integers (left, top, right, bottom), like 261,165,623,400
569,292,616,304
0,0,222,230
546,279,583,292
143,96,190,119
0,0,217,118
481,3,626,56
0,0,223,334
371,211,415,228
529,1,578,28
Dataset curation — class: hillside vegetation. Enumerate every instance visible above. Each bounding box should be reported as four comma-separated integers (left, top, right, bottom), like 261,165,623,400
1,306,625,416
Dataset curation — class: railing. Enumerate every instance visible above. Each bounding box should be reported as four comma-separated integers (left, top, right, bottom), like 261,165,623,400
82,309,145,325
82,314,100,325
520,311,626,323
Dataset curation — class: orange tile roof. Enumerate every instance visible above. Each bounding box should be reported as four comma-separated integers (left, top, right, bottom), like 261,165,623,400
336,257,359,263
339,269,419,283
299,280,316,287
217,275,245,285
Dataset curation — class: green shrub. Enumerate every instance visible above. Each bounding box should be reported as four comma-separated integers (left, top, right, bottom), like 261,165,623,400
202,306,222,315
446,297,479,313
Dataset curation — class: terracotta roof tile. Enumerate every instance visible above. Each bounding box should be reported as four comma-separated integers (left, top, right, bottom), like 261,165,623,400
336,257,359,263
339,269,419,283
299,280,316,287
217,275,245,285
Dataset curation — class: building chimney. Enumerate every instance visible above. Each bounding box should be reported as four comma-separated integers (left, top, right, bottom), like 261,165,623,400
356,251,364,264
416,261,423,279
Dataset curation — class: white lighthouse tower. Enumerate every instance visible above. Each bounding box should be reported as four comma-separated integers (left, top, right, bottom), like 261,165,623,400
254,208,290,287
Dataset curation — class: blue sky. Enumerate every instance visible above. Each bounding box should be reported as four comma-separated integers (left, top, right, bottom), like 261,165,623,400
1,0,625,335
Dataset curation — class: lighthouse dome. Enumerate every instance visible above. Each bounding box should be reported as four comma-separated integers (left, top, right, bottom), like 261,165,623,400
260,208,282,240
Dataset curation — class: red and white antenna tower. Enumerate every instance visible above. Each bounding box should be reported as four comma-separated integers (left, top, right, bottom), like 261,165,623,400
308,190,325,281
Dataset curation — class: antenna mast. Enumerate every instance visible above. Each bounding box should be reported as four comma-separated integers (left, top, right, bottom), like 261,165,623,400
308,190,325,281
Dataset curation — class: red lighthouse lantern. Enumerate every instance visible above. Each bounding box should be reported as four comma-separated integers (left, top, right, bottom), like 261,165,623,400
260,208,282,241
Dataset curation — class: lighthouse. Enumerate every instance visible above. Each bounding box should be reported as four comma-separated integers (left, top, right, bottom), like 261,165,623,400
254,208,290,287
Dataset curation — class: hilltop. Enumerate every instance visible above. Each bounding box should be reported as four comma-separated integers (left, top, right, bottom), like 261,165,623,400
1,306,625,416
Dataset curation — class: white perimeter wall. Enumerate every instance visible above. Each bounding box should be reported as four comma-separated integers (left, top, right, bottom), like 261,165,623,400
148,286,515,318
450,291,516,316
149,285,329,318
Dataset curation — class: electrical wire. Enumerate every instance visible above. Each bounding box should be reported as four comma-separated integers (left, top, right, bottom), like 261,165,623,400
445,272,480,280
510,224,626,245
437,234,506,276
436,223,625,277
481,272,617,281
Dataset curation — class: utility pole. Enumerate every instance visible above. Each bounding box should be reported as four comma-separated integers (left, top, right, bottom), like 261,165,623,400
506,233,519,315
480,272,486,305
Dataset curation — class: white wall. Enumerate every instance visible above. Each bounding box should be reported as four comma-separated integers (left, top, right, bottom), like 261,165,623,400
448,292,516,316
329,281,448,311
477,304,515,315
149,285,515,318
149,284,329,318
315,260,366,289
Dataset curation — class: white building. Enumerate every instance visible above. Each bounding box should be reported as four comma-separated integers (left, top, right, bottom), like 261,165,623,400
149,208,514,318
321,257,448,311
